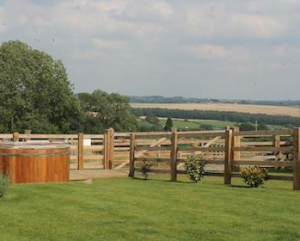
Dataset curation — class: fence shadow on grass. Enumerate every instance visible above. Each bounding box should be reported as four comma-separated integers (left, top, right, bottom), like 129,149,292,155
230,184,252,189
132,175,193,184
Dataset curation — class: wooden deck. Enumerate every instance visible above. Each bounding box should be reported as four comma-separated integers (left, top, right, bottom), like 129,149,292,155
70,170,128,181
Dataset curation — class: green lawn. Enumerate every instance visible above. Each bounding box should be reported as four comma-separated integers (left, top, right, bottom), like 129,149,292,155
1,175,300,241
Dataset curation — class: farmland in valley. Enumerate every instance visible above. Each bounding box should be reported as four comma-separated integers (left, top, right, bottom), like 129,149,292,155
137,117,281,130
137,117,234,130
158,118,235,129
131,103,300,117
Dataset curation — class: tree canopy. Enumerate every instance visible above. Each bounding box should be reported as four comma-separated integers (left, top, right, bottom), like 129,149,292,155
0,41,138,134
0,41,80,133
78,90,138,133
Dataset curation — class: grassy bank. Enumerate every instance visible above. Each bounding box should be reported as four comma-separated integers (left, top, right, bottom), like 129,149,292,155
1,176,300,241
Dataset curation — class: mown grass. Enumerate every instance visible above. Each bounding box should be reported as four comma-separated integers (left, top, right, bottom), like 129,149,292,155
1,175,300,241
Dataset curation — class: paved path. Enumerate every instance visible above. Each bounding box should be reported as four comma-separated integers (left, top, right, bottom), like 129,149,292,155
70,170,128,181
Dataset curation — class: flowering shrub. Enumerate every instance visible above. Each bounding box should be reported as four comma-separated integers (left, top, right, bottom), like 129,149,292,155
240,166,268,188
186,155,205,183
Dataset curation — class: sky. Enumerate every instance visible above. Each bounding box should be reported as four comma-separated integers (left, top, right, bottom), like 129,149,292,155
0,0,300,100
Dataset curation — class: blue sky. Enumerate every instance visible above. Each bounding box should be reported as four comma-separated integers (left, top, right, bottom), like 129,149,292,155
0,0,300,100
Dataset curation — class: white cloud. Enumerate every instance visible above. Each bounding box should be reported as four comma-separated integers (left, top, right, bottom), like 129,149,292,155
190,45,230,59
0,0,300,99
185,1,293,39
230,13,289,38
0,8,5,33
153,1,173,18
92,38,126,49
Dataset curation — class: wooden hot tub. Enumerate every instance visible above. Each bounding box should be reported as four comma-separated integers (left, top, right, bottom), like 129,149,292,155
0,143,70,184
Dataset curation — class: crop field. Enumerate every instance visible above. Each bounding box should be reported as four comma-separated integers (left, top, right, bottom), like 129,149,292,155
1,176,300,241
131,103,299,117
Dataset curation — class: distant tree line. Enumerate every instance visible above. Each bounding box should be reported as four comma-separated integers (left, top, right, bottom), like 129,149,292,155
129,95,300,106
132,108,299,127
129,95,210,103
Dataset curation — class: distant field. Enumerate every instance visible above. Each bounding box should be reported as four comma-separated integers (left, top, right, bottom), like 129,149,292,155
131,103,299,117
138,117,282,130
137,117,235,130
159,118,235,130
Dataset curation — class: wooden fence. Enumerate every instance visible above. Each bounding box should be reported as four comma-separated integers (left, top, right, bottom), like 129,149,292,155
127,128,300,190
1,127,300,189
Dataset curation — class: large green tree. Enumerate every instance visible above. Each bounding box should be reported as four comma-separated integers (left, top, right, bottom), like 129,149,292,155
78,90,138,132
0,41,81,133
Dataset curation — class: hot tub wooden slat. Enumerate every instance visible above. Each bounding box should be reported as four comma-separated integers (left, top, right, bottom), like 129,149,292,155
0,143,69,184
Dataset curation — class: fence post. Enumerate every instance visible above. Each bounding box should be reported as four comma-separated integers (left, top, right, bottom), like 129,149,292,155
104,128,114,170
108,128,114,169
170,128,178,181
293,128,300,190
103,130,109,170
273,135,281,161
129,133,136,178
224,129,233,184
13,132,19,142
78,133,84,170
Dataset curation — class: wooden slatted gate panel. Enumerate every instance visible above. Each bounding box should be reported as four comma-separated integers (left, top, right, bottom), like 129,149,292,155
231,129,296,189
128,130,226,180
115,132,169,171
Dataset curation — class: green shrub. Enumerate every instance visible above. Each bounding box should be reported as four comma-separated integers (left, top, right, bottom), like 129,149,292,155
240,166,268,188
186,155,205,183
0,172,9,198
140,161,152,180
